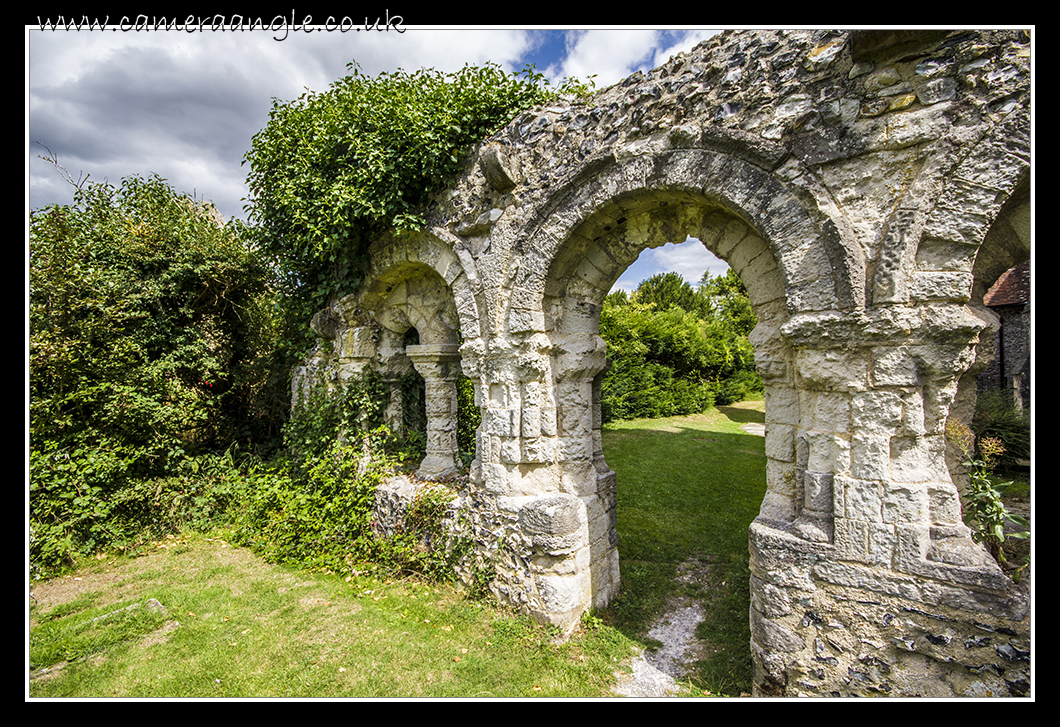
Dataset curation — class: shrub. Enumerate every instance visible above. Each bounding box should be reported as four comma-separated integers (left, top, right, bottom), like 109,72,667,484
29,175,279,577
946,419,1029,579
972,389,1030,468
243,62,587,361
598,297,758,422
230,373,470,581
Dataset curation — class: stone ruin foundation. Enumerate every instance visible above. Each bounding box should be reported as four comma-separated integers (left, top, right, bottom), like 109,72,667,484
293,30,1031,697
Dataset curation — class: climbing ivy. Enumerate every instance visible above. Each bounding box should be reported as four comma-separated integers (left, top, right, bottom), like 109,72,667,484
242,62,587,363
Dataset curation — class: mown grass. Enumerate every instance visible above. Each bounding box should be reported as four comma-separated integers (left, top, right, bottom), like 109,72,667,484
601,398,766,695
28,400,768,699
29,533,637,698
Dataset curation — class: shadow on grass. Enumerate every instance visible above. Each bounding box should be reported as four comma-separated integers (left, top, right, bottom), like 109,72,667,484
716,404,765,425
600,410,766,695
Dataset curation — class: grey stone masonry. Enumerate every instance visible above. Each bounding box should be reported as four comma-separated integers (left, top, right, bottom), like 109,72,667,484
295,29,1031,697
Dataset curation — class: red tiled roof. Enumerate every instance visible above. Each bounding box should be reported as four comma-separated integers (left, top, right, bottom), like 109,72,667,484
984,260,1030,307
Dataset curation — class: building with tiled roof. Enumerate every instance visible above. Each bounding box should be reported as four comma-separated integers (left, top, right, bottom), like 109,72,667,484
978,260,1031,410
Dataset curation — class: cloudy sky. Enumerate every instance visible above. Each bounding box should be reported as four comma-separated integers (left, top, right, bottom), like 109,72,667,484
27,23,732,292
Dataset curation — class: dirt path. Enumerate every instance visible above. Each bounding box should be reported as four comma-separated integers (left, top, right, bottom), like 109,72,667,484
611,559,730,698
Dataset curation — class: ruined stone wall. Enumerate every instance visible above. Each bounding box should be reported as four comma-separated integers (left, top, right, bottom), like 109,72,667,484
297,29,1031,697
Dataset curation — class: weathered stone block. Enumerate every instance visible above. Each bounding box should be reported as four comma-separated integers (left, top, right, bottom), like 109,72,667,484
851,433,890,481
765,423,795,462
889,435,949,483
796,349,869,391
840,476,882,522
882,482,930,524
293,29,1030,695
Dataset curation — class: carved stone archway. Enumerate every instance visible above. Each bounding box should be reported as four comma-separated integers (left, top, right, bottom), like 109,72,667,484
299,29,1031,697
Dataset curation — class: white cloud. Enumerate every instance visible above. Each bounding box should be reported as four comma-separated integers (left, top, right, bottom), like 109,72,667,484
649,29,722,68
27,28,724,221
611,237,730,293
27,29,545,219
546,29,663,87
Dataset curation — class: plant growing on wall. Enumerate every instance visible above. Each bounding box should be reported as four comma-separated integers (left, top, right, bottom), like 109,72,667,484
946,419,1030,580
242,62,589,365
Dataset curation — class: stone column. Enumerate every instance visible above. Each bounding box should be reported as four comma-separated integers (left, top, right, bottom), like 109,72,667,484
405,343,462,481
552,331,620,615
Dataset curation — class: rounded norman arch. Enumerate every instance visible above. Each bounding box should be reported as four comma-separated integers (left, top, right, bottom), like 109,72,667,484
513,145,858,614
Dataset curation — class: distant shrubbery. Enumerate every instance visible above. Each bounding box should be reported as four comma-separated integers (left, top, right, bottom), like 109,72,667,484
599,270,762,423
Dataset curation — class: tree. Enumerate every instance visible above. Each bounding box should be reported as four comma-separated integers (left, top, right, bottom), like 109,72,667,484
30,175,277,455
598,267,763,421
699,268,757,336
30,174,278,572
242,62,581,362
633,271,710,318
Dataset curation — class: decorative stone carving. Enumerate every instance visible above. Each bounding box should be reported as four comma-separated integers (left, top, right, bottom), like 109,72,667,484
405,343,462,481
296,29,1031,696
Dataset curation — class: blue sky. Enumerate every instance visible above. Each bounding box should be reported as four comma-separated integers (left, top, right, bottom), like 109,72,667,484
27,25,728,291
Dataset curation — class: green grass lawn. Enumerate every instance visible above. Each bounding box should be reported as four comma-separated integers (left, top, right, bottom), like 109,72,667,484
29,533,638,698
29,400,767,699
600,399,766,695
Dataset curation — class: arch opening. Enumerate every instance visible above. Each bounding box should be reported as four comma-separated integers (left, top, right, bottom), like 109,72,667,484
540,194,801,622
350,261,469,481
947,178,1032,501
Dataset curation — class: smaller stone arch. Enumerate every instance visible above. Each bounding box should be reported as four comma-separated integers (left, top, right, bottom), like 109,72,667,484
330,234,478,482
872,107,1030,307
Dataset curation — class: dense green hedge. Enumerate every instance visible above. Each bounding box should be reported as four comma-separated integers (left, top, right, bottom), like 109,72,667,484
29,175,283,576
599,271,762,422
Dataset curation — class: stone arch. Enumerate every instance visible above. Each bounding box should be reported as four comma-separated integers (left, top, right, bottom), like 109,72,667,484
336,232,479,481
505,142,866,340
293,29,1032,696
357,229,484,342
865,106,1033,503
949,174,1032,495
872,107,1030,307
486,143,867,619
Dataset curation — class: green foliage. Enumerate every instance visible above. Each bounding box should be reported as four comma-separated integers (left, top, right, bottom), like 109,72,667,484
599,276,761,422
242,62,574,361
29,443,260,579
457,375,481,469
31,176,278,454
699,268,758,337
230,374,469,582
632,272,711,318
29,175,281,577
972,388,1030,468
231,376,389,572
946,419,1030,579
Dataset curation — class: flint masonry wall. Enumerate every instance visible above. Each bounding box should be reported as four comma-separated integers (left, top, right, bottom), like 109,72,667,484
296,29,1031,696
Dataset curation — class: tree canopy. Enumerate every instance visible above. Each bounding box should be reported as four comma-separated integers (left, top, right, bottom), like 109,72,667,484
30,174,281,573
30,175,275,457
599,268,761,421
242,62,584,358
